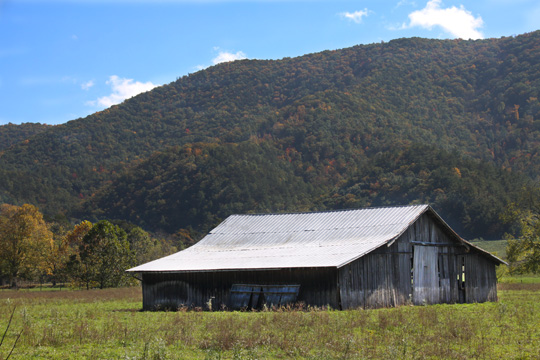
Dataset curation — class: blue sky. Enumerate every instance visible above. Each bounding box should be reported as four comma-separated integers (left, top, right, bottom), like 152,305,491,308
1,0,539,126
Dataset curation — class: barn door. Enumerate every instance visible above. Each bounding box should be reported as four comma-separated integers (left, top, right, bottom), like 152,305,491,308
413,245,439,305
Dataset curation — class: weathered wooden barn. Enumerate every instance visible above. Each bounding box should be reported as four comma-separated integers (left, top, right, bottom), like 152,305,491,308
128,205,505,310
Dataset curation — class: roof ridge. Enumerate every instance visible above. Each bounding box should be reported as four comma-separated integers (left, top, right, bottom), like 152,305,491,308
226,204,429,218
211,221,416,235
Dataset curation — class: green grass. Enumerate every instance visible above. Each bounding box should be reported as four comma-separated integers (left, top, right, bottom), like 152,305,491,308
499,274,540,284
1,285,539,359
470,239,508,259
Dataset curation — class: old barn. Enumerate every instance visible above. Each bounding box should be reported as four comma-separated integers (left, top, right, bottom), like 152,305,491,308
128,205,505,310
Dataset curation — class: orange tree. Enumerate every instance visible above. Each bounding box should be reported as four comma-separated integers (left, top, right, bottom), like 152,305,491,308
45,220,93,286
0,204,53,287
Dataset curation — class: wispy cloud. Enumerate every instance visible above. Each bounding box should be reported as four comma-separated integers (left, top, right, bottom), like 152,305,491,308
212,50,247,65
87,75,158,108
340,9,369,23
19,76,78,86
81,80,94,90
407,0,484,39
396,0,416,7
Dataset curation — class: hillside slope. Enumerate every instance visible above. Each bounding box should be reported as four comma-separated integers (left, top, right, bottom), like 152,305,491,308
1,31,540,239
83,141,523,239
0,123,52,151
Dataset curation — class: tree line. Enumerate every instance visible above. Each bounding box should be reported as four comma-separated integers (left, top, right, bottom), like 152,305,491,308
0,204,176,289
3,201,540,288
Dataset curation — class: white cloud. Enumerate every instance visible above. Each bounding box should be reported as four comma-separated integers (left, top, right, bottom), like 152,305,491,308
211,51,247,65
340,9,369,23
195,48,248,70
407,0,484,39
81,80,94,90
87,75,158,108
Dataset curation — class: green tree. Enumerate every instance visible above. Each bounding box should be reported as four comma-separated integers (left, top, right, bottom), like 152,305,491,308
126,226,174,266
506,208,540,274
46,220,93,286
0,204,53,287
111,220,178,265
68,220,134,289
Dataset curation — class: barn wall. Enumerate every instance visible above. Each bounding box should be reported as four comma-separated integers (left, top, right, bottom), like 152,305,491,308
338,233,413,309
141,267,339,310
338,213,499,309
462,253,498,303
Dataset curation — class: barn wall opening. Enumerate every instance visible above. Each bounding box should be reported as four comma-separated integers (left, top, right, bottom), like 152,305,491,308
458,255,466,302
229,284,300,310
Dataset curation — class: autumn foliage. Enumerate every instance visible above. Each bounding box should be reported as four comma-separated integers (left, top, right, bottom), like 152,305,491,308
0,204,52,287
0,205,175,288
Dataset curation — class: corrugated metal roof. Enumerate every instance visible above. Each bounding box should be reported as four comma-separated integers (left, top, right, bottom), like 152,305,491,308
128,204,431,272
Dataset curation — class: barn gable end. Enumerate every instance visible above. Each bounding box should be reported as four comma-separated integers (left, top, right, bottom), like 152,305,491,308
129,205,504,310
337,212,500,309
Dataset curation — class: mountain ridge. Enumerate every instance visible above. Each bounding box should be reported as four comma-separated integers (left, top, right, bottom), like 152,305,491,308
1,31,540,240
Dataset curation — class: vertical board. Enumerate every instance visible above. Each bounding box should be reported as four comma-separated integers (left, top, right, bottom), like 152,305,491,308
413,245,439,305
463,253,498,303
438,247,452,303
230,285,259,309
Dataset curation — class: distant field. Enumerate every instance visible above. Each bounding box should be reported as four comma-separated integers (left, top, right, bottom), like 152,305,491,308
499,274,540,284
1,285,539,359
470,239,507,259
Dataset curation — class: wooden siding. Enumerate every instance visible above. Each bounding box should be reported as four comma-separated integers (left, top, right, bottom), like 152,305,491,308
337,213,500,309
463,253,498,303
142,267,339,310
413,245,439,304
338,234,413,309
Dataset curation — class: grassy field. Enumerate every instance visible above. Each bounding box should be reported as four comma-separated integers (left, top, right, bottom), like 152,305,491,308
470,239,508,259
1,283,539,359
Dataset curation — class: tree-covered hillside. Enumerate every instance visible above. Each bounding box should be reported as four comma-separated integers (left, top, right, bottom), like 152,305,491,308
83,141,524,240
1,31,540,240
0,123,52,151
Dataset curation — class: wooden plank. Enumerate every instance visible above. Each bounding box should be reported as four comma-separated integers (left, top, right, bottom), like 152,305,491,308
413,245,439,305
411,241,464,247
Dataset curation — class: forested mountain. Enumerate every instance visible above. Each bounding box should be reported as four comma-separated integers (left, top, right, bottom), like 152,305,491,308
0,123,52,151
2,31,540,241
83,141,523,240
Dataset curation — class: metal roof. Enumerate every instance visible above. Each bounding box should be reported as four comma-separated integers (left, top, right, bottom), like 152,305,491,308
129,204,434,272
